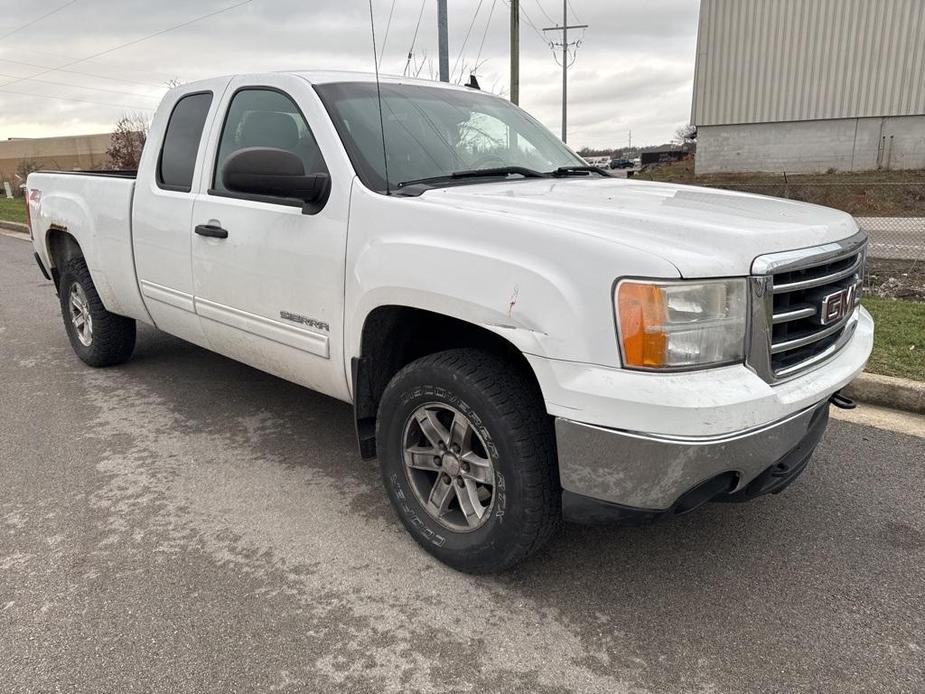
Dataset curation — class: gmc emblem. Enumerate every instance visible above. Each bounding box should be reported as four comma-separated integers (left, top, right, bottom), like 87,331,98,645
816,279,861,326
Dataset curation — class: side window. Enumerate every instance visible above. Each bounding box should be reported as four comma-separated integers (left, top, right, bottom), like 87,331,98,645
213,88,327,196
158,92,213,191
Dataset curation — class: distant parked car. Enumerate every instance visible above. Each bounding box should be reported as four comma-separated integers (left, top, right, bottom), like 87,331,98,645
610,158,633,169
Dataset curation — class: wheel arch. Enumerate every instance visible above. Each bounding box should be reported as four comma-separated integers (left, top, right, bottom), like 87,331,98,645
352,304,547,459
45,226,84,290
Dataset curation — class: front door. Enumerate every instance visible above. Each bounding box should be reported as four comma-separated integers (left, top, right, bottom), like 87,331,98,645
190,77,349,399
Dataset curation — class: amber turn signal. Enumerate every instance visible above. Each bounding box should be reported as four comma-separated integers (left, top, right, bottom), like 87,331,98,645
617,282,668,368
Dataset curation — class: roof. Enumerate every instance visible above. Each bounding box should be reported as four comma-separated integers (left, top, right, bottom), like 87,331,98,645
171,70,497,103
289,70,477,92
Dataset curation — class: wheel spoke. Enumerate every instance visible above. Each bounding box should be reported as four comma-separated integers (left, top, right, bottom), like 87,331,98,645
73,314,85,328
461,453,493,484
449,412,470,450
426,475,455,516
454,478,484,527
406,446,442,471
417,409,449,449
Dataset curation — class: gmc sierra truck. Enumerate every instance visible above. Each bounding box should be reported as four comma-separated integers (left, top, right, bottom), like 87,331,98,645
26,72,873,573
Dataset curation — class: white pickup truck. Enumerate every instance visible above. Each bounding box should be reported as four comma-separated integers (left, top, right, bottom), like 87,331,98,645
27,71,873,573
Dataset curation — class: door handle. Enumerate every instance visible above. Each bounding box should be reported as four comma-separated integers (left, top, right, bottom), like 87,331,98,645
195,224,228,239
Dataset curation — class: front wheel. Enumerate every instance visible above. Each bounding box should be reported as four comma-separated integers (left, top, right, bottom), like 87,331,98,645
376,349,560,573
58,256,136,367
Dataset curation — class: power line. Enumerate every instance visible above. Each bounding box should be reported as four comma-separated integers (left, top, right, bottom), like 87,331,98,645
378,0,397,68
403,0,428,76
0,57,166,88
506,0,550,47
452,0,485,83
531,0,556,26
475,0,500,69
0,0,253,90
0,0,77,41
567,0,582,24
11,46,183,83
0,71,161,99
0,87,153,111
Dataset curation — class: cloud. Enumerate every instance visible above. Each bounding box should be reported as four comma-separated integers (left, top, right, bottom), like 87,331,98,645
0,0,699,147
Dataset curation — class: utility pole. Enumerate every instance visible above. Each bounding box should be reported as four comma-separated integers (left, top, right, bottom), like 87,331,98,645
437,0,449,82
543,2,588,142
510,0,520,104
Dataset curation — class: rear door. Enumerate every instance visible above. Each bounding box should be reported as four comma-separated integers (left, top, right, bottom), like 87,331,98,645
133,79,229,346
190,74,351,400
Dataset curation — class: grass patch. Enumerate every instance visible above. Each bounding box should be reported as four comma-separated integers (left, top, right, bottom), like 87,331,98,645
635,160,925,216
0,196,26,225
862,297,924,381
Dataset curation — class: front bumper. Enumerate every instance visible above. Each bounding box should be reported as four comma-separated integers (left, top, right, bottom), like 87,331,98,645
556,399,830,523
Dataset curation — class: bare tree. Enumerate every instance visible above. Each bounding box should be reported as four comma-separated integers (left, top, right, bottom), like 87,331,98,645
674,122,697,145
107,112,150,170
13,159,41,195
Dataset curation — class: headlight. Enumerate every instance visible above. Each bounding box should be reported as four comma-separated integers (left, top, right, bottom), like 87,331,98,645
615,278,748,370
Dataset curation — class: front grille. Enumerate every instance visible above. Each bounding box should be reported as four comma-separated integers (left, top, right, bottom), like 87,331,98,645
765,246,865,378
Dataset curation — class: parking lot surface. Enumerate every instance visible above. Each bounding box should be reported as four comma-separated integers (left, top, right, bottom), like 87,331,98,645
1,234,923,693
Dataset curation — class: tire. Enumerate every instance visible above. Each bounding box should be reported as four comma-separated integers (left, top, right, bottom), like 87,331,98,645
376,349,560,573
58,256,136,367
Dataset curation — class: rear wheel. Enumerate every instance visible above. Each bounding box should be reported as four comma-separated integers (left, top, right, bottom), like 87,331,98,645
58,256,136,367
377,349,560,573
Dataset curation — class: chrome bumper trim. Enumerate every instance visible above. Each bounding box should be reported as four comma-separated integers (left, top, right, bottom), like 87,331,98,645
555,400,830,511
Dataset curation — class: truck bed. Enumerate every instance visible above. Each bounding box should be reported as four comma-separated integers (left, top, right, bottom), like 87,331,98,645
27,170,150,323
36,169,138,179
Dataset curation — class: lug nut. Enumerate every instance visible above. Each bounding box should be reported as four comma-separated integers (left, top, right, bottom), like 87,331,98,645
434,456,442,466
442,474,451,484
438,441,446,451
451,444,460,454
456,477,465,487
461,462,470,473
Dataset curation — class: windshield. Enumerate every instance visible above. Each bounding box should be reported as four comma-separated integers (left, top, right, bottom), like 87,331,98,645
314,81,585,192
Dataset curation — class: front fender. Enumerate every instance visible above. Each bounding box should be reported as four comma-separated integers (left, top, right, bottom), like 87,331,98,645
344,181,681,368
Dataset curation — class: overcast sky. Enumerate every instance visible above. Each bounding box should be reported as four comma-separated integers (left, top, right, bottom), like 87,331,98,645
0,0,700,148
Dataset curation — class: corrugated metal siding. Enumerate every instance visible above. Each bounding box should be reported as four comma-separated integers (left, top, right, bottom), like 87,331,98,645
692,0,925,126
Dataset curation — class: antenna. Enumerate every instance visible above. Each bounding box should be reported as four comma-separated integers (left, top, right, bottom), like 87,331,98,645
368,0,391,195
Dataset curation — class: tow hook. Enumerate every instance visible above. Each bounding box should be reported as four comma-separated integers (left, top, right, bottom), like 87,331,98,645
830,391,857,410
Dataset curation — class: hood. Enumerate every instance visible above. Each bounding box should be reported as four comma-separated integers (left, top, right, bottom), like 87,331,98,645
418,177,859,277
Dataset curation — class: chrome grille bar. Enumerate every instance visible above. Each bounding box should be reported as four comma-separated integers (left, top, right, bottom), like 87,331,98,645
772,253,864,294
769,310,855,354
747,229,868,383
772,305,816,324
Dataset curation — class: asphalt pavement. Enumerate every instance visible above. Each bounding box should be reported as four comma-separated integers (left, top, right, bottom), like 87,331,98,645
1,233,923,693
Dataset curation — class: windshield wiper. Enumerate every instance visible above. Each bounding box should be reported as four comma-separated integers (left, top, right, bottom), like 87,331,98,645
396,166,548,190
549,165,609,177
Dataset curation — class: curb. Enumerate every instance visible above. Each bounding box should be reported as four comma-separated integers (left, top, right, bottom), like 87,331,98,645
0,220,29,234
843,372,925,414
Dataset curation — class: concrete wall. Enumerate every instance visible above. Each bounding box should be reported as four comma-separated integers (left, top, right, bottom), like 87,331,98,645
696,115,925,174
0,133,112,189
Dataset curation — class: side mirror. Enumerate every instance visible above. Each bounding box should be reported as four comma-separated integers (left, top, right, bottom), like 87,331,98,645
222,147,329,206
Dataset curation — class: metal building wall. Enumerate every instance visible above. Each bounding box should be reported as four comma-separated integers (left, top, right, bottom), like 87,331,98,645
692,0,925,126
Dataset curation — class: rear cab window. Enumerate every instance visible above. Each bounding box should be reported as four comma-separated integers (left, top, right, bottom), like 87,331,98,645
158,92,213,192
